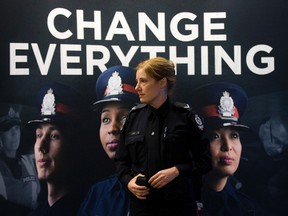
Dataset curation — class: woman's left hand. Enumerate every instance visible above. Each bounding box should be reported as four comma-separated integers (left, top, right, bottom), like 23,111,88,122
148,166,179,189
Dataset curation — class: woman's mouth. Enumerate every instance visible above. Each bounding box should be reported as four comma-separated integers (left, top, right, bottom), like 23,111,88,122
219,156,234,165
107,140,119,150
37,158,51,168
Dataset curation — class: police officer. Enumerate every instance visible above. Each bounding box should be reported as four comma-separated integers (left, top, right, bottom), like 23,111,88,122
78,65,139,216
27,82,89,216
0,103,40,215
114,57,211,216
190,82,262,216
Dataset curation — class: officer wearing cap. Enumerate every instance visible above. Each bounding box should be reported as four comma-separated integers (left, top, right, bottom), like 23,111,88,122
92,65,140,159
28,82,89,216
0,103,40,215
190,82,261,216
78,66,139,216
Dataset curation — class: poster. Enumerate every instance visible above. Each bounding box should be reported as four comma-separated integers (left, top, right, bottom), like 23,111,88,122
1,0,287,215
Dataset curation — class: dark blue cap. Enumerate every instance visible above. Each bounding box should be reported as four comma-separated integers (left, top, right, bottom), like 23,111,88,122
92,65,139,111
0,103,22,131
28,82,85,126
191,82,249,130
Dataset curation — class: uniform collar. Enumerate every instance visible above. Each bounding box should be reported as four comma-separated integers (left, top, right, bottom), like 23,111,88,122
148,98,170,119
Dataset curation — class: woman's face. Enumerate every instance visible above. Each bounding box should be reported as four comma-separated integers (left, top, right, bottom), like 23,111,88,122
34,123,71,182
100,103,129,159
207,127,242,177
135,68,165,108
1,125,21,154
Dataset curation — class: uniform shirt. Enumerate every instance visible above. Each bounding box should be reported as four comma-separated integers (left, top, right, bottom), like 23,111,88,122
78,175,129,216
115,98,210,197
30,191,84,216
0,154,40,213
201,177,261,216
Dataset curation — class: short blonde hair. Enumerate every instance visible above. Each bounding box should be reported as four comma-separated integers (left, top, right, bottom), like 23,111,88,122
136,57,176,96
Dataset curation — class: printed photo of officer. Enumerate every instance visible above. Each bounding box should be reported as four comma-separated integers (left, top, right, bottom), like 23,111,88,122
27,82,91,216
190,82,263,216
0,103,40,216
78,65,139,216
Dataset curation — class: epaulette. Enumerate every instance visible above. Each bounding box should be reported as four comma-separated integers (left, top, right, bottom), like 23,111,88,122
130,103,147,112
173,102,192,111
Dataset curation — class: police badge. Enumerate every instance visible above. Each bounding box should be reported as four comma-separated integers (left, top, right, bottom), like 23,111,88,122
218,91,235,118
105,71,123,96
41,88,56,115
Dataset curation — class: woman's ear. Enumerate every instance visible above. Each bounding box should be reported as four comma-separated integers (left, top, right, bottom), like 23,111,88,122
159,77,167,89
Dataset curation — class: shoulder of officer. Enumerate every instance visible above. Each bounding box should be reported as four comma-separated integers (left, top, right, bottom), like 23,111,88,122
173,102,192,111
130,103,147,112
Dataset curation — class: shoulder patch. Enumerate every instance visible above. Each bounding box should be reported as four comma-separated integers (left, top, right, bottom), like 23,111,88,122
131,103,147,112
194,113,204,131
173,102,191,111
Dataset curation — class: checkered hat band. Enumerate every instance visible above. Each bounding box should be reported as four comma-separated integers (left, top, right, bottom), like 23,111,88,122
104,83,137,96
202,104,239,118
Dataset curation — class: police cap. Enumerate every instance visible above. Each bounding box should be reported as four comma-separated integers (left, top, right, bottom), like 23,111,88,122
27,82,85,126
0,103,22,131
191,82,249,130
92,65,139,112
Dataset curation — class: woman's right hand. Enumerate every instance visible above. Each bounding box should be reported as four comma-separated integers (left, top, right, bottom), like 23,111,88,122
128,174,150,199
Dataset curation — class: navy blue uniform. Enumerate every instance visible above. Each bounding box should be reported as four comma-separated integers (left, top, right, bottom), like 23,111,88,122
201,177,260,216
78,175,129,216
115,98,210,215
30,191,84,216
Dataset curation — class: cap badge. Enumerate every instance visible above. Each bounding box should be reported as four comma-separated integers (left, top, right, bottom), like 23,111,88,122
218,91,235,117
194,114,204,130
41,88,56,115
106,71,123,96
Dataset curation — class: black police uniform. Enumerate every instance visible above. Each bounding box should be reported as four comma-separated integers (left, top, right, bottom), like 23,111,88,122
115,98,210,216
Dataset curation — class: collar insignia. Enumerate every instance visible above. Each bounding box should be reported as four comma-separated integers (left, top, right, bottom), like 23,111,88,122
41,88,56,115
106,71,123,96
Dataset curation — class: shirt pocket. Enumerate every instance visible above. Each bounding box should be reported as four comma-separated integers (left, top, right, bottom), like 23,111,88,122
125,132,145,163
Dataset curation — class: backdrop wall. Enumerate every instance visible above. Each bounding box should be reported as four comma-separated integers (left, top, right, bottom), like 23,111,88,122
1,0,287,215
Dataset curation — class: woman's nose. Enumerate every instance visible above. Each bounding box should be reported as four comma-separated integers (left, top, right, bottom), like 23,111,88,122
221,137,232,152
108,120,121,135
135,82,140,91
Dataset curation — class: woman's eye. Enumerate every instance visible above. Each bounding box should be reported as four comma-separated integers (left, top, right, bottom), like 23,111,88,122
50,133,60,140
230,132,240,139
36,133,42,139
208,133,220,141
139,78,147,84
102,117,110,124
